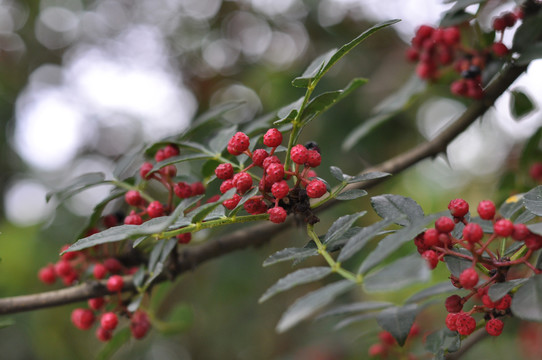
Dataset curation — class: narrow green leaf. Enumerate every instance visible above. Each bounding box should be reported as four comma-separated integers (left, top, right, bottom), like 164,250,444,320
323,211,366,245
338,218,395,262
291,50,335,88
345,171,391,184
191,188,235,223
406,281,457,304
371,194,424,226
376,304,420,346
317,301,393,319
510,90,535,120
511,275,542,321
517,42,542,65
425,328,461,355
523,186,542,216
276,280,355,333
113,148,144,180
500,194,525,218
150,153,212,173
145,238,177,286
364,254,430,292
513,11,542,52
335,189,368,200
274,97,304,126
148,239,166,273
488,279,528,302
444,253,472,278
259,267,332,303
77,189,126,239
46,172,107,202
263,247,319,267
127,294,144,312
329,166,344,182
209,126,238,154
132,267,146,288
334,313,379,330
96,328,131,360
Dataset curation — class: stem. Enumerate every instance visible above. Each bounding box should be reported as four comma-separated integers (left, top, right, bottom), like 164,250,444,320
161,213,269,238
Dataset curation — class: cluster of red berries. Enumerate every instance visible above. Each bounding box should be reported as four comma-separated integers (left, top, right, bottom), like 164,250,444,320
368,325,420,359
215,128,326,224
414,197,541,338
406,7,523,99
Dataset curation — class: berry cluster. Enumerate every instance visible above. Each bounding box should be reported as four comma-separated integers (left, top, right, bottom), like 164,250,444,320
406,7,523,99
367,325,420,359
215,128,326,224
414,198,541,338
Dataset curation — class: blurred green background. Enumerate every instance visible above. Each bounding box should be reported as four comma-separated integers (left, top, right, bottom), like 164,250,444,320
1,0,541,359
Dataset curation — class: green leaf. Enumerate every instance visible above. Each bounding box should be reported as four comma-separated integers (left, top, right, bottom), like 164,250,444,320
113,148,144,180
46,172,108,202
517,42,542,65
376,304,420,346
153,303,193,335
344,171,391,184
191,188,236,223
334,313,380,330
406,281,457,304
425,328,460,356
0,318,15,329
291,50,335,88
77,189,126,239
150,153,212,173
323,211,367,245
440,9,474,27
148,239,166,273
511,275,542,321
274,97,304,126
228,187,259,216
330,166,345,182
259,267,332,303
358,213,442,274
364,254,430,292
446,0,484,12
145,238,177,286
263,247,319,267
96,328,131,360
209,126,238,154
523,186,542,216
371,194,424,226
300,78,368,125
510,90,536,120
444,253,472,278
127,294,144,312
513,11,542,52
500,194,525,218
338,218,395,262
335,189,368,200
276,280,355,333
317,301,393,319
488,278,529,302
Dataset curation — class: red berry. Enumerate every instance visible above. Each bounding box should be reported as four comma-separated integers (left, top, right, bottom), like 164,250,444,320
492,16,507,31
259,178,272,193
450,80,468,96
227,143,242,156
268,206,287,223
416,61,436,79
443,26,461,45
106,275,124,292
252,149,269,167
271,180,289,199
191,182,205,195
233,172,253,194
125,190,143,206
503,12,517,27
62,271,78,286
459,268,478,289
71,308,95,330
220,179,235,194
435,217,455,233
265,163,285,184
38,265,56,284
529,162,542,181
305,150,321,168
96,327,113,342
495,294,512,310
512,223,530,241
463,223,484,243
445,295,463,313
378,331,396,346
492,42,509,57
524,233,542,251
422,250,439,269
228,132,250,154
140,162,154,179
147,201,164,218
482,294,496,309
103,214,118,228
415,25,435,43
124,211,143,225
494,219,513,237
263,128,282,147
101,312,118,331
223,194,241,210
104,258,122,273
88,297,105,310
477,200,496,220
405,48,419,62
93,263,108,279
154,149,166,162
423,228,439,247
456,313,476,335
244,198,268,215
215,163,234,180
159,164,177,178
54,260,73,277
306,179,327,198
163,144,180,159
60,244,78,261
262,155,281,170
486,318,504,336
177,233,192,244
130,311,151,339
445,313,459,331
290,144,309,165
174,181,193,199
415,233,430,254
368,343,387,357
448,199,469,218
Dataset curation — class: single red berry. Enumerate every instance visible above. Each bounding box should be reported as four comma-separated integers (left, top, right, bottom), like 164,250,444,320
106,275,124,292
60,244,78,261
423,228,439,247
220,179,235,194
130,311,151,339
443,26,461,45
244,198,268,215
482,294,496,309
495,294,512,310
54,260,73,277
422,250,439,269
502,12,517,27
307,169,317,178
265,163,285,184
445,295,463,313
263,128,282,147
378,331,396,346
459,268,478,289
486,318,504,336
227,143,242,156
163,144,180,159
492,16,507,31
223,194,242,210
125,190,143,206
206,194,220,203
405,47,419,62
228,132,250,154
177,233,192,244
306,179,327,198
38,265,56,284
268,206,287,224
88,297,105,310
252,149,269,167
368,343,387,357
147,201,164,218
524,233,542,250
140,162,154,179
305,150,321,168
529,162,542,181
101,312,118,331
191,182,205,195
103,214,120,228
174,182,193,199
62,271,78,286
477,200,496,220
159,164,177,178
494,219,514,237
104,258,122,273
93,263,108,279
512,223,530,241
492,42,509,57
154,149,166,162
215,163,234,180
466,80,484,99
435,217,455,233
96,327,113,342
414,233,430,254
233,172,253,194
262,155,281,170
259,178,272,193
416,61,436,79
450,80,468,96
445,313,459,331
290,144,309,165
124,211,143,225
71,308,95,330
271,180,289,200
448,199,469,218
463,223,484,243
456,313,476,335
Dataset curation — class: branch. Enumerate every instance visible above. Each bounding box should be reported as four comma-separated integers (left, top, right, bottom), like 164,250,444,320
0,61,529,315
